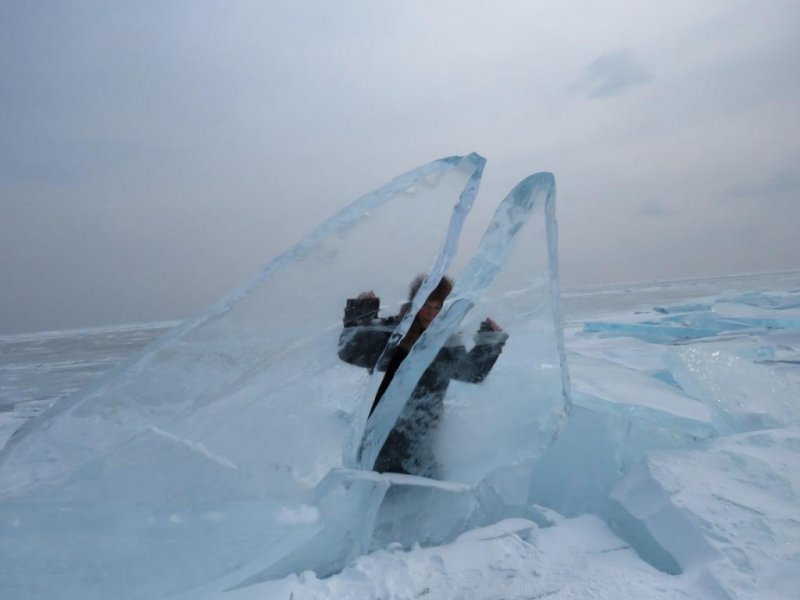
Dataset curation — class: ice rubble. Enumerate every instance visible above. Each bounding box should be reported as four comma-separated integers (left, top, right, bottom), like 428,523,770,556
556,284,800,598
228,278,800,600
1,149,799,599
611,428,800,599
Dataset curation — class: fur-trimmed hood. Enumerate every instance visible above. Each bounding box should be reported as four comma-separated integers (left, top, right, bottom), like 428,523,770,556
400,274,454,318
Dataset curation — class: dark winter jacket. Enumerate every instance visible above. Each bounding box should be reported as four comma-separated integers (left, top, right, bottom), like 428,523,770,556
338,297,508,476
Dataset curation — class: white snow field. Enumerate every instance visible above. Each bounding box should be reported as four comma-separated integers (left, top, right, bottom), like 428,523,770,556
0,154,798,599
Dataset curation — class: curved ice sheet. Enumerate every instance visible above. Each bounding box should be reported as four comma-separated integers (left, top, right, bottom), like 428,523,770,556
359,172,569,487
437,174,569,485
0,153,484,496
0,155,484,599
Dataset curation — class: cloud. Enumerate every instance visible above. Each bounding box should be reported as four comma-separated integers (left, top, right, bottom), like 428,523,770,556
727,171,800,199
574,50,651,98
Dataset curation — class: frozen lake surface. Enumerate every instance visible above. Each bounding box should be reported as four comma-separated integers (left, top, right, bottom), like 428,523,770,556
1,269,799,599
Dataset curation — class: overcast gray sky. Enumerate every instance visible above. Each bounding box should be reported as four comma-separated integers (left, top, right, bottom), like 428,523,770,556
2,0,798,334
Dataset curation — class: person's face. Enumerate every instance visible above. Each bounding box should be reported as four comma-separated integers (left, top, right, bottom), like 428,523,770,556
417,299,442,330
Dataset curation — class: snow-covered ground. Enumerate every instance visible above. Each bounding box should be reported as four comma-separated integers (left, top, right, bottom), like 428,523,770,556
1,270,799,600
212,516,708,600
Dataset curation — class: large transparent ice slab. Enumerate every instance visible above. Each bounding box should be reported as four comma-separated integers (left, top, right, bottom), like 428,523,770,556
436,173,569,486
0,153,484,495
358,172,569,489
0,154,485,598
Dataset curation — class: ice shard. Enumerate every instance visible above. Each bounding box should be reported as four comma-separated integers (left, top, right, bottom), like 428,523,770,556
0,153,484,493
0,154,485,599
358,172,569,490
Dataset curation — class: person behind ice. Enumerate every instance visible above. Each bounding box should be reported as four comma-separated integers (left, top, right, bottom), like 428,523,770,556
338,274,508,477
